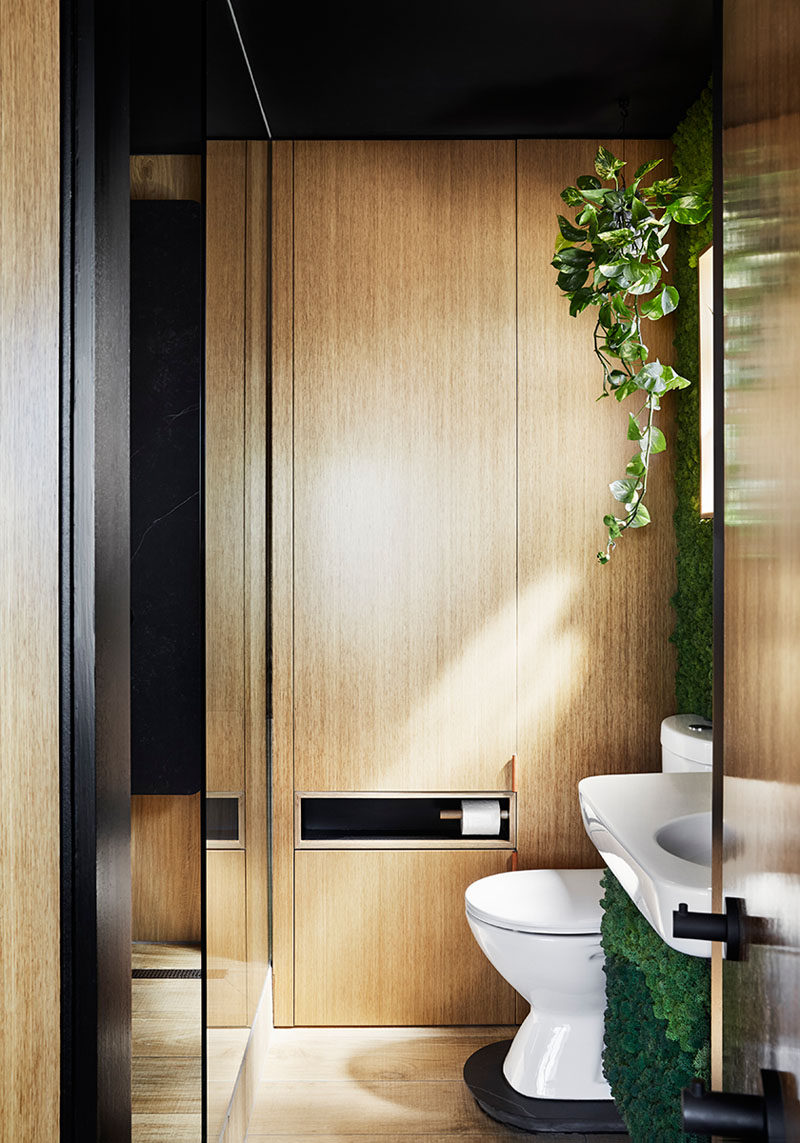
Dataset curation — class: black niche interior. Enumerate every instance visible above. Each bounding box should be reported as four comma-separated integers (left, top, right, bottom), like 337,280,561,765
130,201,202,795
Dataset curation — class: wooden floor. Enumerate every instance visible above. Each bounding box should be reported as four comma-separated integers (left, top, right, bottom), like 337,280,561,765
132,942,202,1142
246,1026,629,1141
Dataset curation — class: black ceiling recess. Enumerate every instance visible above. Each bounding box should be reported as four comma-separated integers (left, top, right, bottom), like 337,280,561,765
223,0,714,139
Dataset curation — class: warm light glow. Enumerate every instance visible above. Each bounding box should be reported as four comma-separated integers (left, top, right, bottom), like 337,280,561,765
699,246,714,517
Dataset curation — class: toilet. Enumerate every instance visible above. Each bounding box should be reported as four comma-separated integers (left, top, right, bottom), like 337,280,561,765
465,867,609,1101
464,715,712,1117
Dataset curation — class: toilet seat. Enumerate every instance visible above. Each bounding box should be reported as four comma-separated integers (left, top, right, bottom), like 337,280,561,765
464,868,604,935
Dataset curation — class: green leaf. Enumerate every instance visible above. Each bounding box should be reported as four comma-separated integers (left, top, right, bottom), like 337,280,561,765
596,227,635,247
595,146,626,179
603,515,623,540
614,379,639,402
619,339,646,362
557,269,588,292
554,232,575,254
610,478,640,503
627,413,643,440
651,176,682,196
629,503,651,528
577,203,597,226
599,302,614,329
555,246,592,268
633,158,662,183
577,174,602,190
630,195,652,224
597,552,610,564
577,188,608,205
626,453,646,476
569,288,595,317
561,186,584,207
666,192,712,225
640,425,667,454
640,285,680,320
627,261,661,295
608,369,629,389
557,214,589,243
611,293,632,320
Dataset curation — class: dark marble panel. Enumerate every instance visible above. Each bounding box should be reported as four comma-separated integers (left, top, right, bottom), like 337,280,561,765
130,201,202,794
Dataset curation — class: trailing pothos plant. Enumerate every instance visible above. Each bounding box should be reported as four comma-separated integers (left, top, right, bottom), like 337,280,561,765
553,146,711,563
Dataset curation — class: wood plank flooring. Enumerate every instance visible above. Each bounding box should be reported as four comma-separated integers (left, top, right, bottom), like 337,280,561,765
132,942,202,1142
246,1027,629,1141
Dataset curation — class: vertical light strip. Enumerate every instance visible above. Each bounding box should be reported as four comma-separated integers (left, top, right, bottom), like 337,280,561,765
699,245,715,517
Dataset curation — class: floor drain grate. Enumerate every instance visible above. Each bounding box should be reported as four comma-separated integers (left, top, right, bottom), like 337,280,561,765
132,968,202,979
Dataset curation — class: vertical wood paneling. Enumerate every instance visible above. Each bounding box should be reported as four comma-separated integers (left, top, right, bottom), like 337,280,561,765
207,141,247,792
294,850,515,1026
721,0,800,1111
270,141,295,1026
292,141,517,794
0,0,60,1134
516,139,677,872
208,850,248,1027
130,154,202,202
131,794,201,941
244,141,270,1020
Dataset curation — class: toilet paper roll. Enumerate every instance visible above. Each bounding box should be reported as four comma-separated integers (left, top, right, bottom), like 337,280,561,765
460,798,502,837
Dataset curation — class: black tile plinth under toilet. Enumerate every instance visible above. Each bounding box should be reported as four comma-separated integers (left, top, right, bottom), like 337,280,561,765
464,1040,627,1134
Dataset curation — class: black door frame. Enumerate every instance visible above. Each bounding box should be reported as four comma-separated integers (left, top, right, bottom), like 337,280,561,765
60,0,133,1135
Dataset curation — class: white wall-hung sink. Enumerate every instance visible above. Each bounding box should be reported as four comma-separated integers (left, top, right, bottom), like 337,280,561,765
578,772,716,957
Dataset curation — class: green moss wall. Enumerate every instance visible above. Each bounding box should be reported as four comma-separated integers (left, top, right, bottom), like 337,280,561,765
600,87,714,1142
671,84,714,719
601,871,710,1142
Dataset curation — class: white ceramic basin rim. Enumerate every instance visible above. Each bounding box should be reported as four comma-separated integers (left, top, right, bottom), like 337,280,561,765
578,772,714,957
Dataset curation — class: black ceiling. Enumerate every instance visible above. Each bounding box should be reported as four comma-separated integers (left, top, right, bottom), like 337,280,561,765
225,0,714,139
131,0,714,151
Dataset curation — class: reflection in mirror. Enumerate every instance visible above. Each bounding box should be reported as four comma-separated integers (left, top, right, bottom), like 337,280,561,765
699,244,715,518
204,135,271,1143
129,155,204,1139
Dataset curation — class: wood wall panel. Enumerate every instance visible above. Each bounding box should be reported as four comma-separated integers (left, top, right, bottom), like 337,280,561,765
130,154,202,202
206,141,246,792
131,794,201,941
294,850,515,1026
208,850,248,1027
516,139,677,872
0,0,60,1132
721,0,800,1110
292,141,517,794
244,141,270,1020
270,141,296,1026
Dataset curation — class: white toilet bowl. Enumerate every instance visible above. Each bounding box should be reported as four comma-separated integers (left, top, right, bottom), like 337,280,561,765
465,867,611,1101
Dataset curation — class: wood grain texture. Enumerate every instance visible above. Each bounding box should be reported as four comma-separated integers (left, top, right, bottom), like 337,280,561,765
244,1026,630,1142
207,849,248,1027
206,140,246,747
294,850,515,1025
131,794,201,941
130,155,202,201
207,1028,249,1142
516,139,677,872
244,140,270,1021
132,944,202,1143
721,3,800,1115
207,709,245,793
292,140,517,794
0,0,60,1133
270,140,296,1026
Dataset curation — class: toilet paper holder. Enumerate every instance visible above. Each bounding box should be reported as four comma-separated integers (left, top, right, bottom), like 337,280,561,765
439,807,510,821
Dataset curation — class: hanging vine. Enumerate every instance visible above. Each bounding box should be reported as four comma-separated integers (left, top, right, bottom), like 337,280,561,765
552,146,711,562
